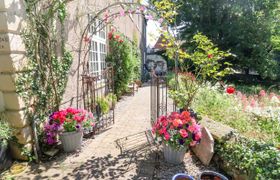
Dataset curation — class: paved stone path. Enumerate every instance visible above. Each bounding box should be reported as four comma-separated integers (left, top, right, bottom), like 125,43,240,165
11,85,216,180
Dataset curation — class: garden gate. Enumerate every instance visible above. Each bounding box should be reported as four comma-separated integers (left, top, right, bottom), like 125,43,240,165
82,67,115,134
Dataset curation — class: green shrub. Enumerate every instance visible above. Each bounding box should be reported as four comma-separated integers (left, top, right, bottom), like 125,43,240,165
106,31,141,98
106,93,117,106
216,134,280,179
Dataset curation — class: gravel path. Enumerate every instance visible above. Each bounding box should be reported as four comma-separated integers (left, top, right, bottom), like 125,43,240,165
11,85,217,180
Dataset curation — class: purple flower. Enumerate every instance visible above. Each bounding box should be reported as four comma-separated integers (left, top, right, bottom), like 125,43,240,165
76,124,81,129
178,139,185,145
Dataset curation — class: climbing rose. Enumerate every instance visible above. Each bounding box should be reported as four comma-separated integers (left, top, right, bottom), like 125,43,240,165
226,86,235,94
115,35,120,39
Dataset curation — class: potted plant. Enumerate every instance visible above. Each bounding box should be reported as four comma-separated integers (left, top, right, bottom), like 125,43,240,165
152,111,202,164
43,107,95,152
0,120,13,172
96,97,110,115
198,171,228,180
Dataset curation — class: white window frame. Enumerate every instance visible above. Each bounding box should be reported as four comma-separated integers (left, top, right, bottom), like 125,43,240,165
88,16,107,77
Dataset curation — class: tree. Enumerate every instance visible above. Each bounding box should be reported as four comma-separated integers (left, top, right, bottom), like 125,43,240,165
176,0,280,79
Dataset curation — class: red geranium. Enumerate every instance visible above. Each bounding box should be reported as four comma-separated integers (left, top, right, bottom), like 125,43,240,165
115,35,120,39
119,39,123,43
226,86,235,94
152,111,201,148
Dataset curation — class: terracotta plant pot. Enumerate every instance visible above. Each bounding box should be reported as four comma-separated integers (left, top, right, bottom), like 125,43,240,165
60,131,83,152
163,143,187,164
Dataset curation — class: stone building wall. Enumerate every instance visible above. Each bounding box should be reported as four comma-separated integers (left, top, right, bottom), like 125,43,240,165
0,0,32,160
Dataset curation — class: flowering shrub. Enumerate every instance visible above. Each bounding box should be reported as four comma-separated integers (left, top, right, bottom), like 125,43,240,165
152,111,201,150
44,108,95,145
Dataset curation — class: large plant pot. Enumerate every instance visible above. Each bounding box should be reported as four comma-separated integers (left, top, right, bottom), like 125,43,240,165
60,131,83,152
198,171,228,180
163,143,187,164
0,142,12,172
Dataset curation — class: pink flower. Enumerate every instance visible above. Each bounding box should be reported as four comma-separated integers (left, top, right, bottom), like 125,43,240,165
145,14,153,20
194,131,202,141
119,9,125,17
188,124,200,133
164,132,170,141
259,90,266,97
159,127,167,135
250,98,256,107
179,129,188,138
140,6,146,12
158,18,164,23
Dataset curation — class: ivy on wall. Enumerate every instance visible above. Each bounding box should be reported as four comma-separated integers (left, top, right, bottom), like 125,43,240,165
16,0,73,150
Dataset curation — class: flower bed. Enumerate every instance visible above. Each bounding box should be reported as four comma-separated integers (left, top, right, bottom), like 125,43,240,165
192,85,280,146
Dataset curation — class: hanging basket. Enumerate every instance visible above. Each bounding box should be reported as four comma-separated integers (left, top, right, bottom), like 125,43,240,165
60,131,83,152
163,143,187,164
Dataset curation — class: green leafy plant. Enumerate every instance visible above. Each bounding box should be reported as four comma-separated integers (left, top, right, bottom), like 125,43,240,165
106,93,117,108
96,97,110,115
0,120,13,146
169,72,199,109
216,134,280,179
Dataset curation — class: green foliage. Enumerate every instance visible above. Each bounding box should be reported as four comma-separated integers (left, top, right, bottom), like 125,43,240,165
21,146,36,162
185,33,232,81
169,73,199,109
18,1,73,124
106,33,140,98
216,134,280,179
106,93,117,106
96,97,110,115
177,0,280,79
0,117,13,146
